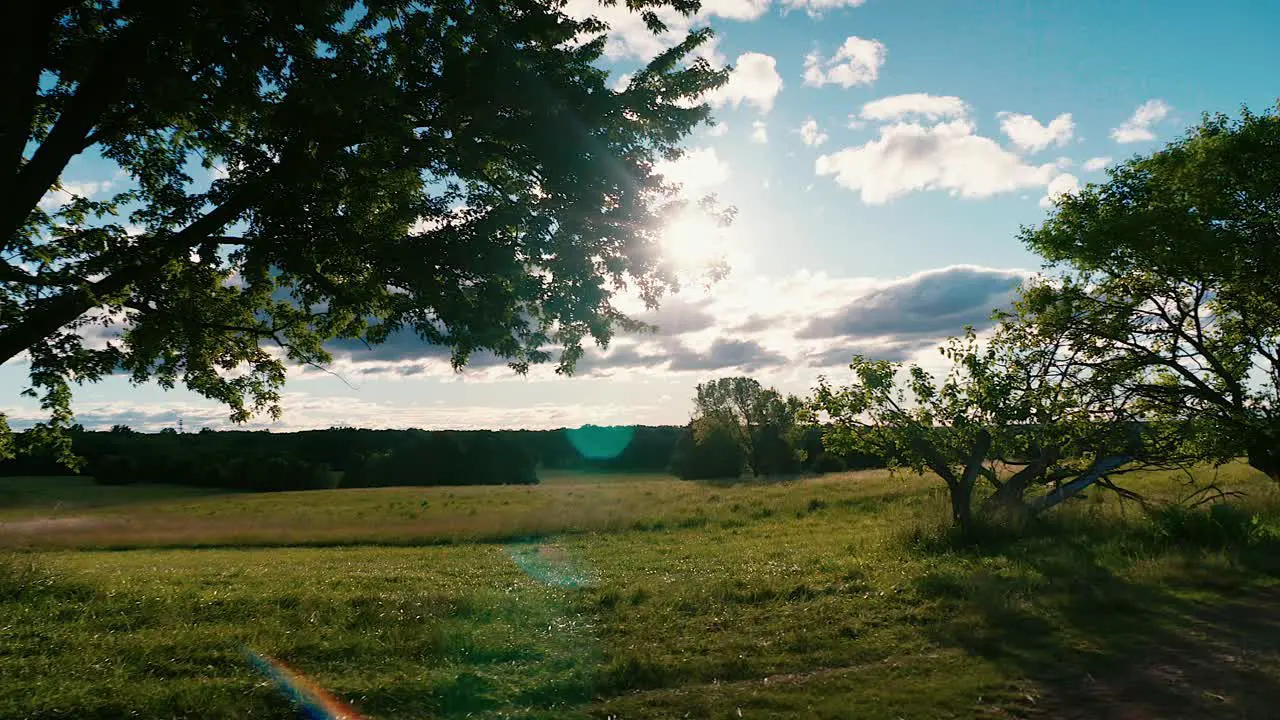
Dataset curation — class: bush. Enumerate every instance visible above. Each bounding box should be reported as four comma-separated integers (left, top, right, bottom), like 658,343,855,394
811,452,847,474
1149,502,1266,549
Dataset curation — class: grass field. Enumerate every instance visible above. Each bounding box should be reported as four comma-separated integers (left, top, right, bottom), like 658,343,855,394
3,465,1280,719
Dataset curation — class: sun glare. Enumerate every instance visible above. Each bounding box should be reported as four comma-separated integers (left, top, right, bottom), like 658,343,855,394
661,212,732,274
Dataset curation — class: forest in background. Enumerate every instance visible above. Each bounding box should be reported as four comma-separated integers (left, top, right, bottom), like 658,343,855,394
0,422,887,491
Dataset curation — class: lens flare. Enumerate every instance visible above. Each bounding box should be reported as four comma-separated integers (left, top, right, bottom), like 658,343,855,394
245,648,366,720
506,543,593,588
565,424,635,461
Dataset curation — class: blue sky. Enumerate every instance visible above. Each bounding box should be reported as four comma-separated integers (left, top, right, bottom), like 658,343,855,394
6,0,1280,431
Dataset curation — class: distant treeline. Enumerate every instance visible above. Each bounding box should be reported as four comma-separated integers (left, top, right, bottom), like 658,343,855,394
0,424,890,490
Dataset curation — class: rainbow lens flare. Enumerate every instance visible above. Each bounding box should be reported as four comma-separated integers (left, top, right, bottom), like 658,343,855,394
245,648,366,720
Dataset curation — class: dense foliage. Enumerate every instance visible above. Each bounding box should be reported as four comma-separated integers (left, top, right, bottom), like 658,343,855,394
1020,106,1280,481
687,377,805,477
1,0,728,463
0,422,885,490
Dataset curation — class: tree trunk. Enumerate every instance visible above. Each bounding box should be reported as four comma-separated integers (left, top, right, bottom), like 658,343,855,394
948,479,974,536
1029,454,1131,513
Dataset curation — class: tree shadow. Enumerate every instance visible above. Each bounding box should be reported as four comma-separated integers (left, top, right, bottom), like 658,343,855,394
915,534,1280,719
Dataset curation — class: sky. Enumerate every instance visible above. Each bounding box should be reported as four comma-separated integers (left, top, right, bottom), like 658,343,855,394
6,0,1280,432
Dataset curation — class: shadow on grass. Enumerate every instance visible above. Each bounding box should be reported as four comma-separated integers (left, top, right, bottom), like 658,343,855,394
914,520,1280,719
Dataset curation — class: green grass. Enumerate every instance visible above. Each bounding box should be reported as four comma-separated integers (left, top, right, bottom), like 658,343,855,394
0,475,224,519
3,464,1280,719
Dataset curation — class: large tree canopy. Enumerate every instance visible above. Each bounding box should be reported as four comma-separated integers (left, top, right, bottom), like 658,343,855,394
1,0,726,453
691,376,803,477
1021,106,1280,481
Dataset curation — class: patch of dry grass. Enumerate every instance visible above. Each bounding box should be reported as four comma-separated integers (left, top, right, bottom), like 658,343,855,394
0,469,932,550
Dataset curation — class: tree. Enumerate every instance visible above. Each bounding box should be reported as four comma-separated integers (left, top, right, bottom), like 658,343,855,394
809,318,1178,536
669,420,744,480
691,377,803,477
1021,106,1280,481
1,1,727,454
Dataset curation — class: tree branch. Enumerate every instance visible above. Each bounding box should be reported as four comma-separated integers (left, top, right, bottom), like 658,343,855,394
0,195,250,365
1,16,146,248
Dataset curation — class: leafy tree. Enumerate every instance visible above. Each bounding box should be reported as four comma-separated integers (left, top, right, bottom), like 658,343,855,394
669,420,744,480
809,319,1178,536
691,377,803,477
1022,106,1280,481
1,1,727,455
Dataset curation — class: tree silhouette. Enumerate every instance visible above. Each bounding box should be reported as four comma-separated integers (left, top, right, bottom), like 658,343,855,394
1,1,727,457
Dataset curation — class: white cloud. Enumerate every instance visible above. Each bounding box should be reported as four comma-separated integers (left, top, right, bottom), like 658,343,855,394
799,118,828,147
860,94,969,122
563,0,687,62
997,111,1075,153
562,0,760,64
37,179,114,211
803,37,886,88
1111,99,1171,143
706,121,729,137
709,52,783,113
1082,156,1112,172
612,72,633,92
814,119,1062,204
10,394,660,433
5,261,1042,427
781,0,868,15
656,147,730,194
1039,173,1081,209
751,120,768,144
700,0,772,20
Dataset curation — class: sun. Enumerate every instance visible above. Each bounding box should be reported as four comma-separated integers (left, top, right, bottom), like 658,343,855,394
660,211,731,274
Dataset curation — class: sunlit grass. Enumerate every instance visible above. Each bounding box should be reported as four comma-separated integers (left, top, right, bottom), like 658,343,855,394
0,469,933,550
3,463,1279,718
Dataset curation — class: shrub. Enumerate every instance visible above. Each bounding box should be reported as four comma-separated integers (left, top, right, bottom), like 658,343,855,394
1149,502,1266,549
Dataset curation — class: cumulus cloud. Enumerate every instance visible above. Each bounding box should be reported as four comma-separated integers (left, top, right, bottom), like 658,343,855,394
781,0,868,15
574,342,672,375
998,111,1075,153
814,119,1062,204
799,118,828,147
751,120,768,144
860,93,969,122
562,0,752,64
655,147,731,193
798,265,1027,340
667,338,788,372
803,37,886,88
37,179,114,211
804,338,941,367
710,52,784,113
706,121,729,137
1111,99,1171,143
1039,172,1081,209
1082,156,1112,172
324,333,515,376
700,0,772,20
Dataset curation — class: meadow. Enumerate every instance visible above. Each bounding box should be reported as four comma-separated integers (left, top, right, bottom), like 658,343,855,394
3,465,1280,719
